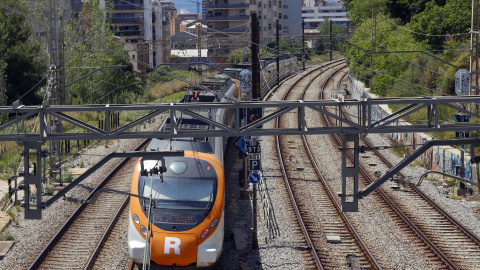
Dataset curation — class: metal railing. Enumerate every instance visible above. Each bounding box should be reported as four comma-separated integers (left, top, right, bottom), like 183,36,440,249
112,17,144,24
206,15,250,21
113,4,143,10
205,3,250,9
207,26,247,33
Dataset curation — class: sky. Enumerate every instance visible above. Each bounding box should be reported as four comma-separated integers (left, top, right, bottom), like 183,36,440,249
173,0,201,14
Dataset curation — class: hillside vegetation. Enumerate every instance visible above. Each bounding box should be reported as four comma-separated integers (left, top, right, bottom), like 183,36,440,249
344,0,474,137
345,0,471,98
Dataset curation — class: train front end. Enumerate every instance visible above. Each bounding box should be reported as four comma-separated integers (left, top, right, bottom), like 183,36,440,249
128,151,225,268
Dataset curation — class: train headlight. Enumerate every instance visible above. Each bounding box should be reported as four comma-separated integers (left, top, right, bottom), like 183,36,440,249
170,161,187,175
133,214,140,224
201,228,209,239
140,225,148,236
210,218,218,228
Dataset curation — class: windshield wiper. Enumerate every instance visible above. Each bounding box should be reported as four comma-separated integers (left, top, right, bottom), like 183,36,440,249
202,186,214,216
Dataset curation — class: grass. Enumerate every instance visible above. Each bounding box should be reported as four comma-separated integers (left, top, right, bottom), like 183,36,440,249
44,185,55,196
62,169,73,184
450,194,464,200
444,178,456,187
150,80,189,100
0,230,14,241
391,141,408,157
148,70,216,101
6,209,15,221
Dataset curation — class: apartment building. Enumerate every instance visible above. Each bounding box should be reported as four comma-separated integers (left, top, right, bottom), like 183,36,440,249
105,0,155,70
202,0,283,37
153,0,175,64
282,0,302,36
302,0,349,30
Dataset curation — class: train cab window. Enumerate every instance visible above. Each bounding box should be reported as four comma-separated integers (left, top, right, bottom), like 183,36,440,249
138,170,218,231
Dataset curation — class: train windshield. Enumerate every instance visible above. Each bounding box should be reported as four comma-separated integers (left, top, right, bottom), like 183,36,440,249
139,175,216,211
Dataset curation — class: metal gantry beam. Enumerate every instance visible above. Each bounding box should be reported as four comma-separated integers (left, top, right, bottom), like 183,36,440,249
2,96,480,142
7,95,480,218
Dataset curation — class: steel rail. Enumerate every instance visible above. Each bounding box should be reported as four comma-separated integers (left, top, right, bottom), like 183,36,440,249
300,65,382,269
362,139,480,247
28,139,150,270
273,63,337,270
84,195,130,270
320,88,459,269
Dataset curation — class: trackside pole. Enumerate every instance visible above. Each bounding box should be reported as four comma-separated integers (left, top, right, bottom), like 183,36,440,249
23,141,44,219
340,134,359,212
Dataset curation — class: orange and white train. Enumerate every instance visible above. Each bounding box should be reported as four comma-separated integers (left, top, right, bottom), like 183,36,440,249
128,74,238,269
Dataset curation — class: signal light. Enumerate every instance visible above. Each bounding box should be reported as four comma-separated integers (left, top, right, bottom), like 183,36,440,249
201,228,209,239
246,107,263,127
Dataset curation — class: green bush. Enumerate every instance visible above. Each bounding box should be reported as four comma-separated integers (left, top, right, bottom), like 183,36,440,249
44,185,55,196
0,230,14,241
62,169,74,183
445,179,456,187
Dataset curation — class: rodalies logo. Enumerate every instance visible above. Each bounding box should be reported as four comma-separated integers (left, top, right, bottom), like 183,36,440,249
164,237,181,255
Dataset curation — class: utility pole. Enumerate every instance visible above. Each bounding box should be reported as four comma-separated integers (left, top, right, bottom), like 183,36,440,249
329,19,333,61
470,0,479,109
197,23,202,80
47,0,67,186
276,20,280,86
251,12,260,99
141,41,147,87
371,9,377,64
302,19,305,71
0,63,6,107
250,12,260,250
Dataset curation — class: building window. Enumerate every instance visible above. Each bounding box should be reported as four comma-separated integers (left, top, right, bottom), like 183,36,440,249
132,54,136,60
279,13,282,18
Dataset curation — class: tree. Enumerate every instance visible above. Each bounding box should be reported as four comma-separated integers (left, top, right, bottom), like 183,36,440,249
0,0,47,106
62,0,140,105
316,17,345,55
345,16,427,96
345,0,389,25
408,0,471,48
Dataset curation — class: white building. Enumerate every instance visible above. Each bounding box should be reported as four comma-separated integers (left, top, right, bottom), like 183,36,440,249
302,0,349,31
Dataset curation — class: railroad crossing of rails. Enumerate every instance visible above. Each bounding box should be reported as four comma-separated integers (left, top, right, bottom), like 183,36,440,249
3,95,480,218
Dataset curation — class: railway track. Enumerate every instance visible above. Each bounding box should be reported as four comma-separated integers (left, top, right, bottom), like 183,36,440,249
272,60,382,269
319,72,480,269
29,140,149,270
